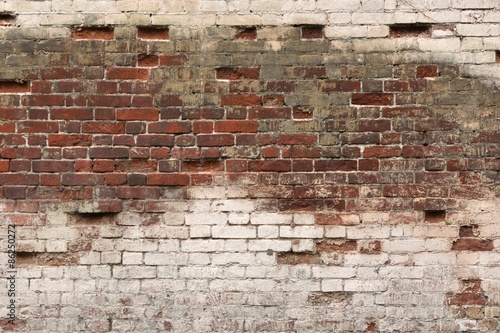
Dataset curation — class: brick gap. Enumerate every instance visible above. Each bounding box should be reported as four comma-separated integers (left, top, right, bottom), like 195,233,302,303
235,26,257,40
137,26,170,40
389,24,432,38
0,12,16,26
495,51,500,63
0,80,30,93
71,26,115,40
300,25,324,39
424,210,446,223
69,212,118,224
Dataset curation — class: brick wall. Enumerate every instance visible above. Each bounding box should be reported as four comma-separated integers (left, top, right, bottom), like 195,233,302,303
0,1,500,332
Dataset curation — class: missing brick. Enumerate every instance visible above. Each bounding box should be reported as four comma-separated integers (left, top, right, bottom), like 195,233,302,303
300,25,324,39
137,26,170,40
496,51,500,63
389,24,432,38
69,212,117,225
0,13,16,26
235,27,257,40
71,26,115,40
16,252,78,266
0,81,30,93
424,210,446,223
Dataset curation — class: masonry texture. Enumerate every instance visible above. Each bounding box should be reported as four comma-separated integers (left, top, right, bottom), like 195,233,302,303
0,0,500,332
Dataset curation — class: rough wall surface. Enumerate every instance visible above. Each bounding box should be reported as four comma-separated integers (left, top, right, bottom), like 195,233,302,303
0,0,500,332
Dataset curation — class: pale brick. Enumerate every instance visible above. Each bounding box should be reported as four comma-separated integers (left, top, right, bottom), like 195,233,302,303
42,267,64,279
379,266,424,279
122,252,143,265
292,239,315,252
181,239,224,252
162,212,185,225
344,253,389,266
37,227,79,240
144,253,188,265
185,213,227,225
224,240,249,252
90,265,112,278
79,252,101,265
100,252,121,264
187,186,226,199
212,225,257,238
344,279,387,292
346,226,391,239
251,212,293,225
312,267,356,278
188,253,211,265
248,240,292,252
115,239,158,252
453,0,497,8
318,0,361,11
280,226,324,238
190,225,212,238
228,213,250,225
283,13,328,25
212,199,255,213
293,214,315,225
413,253,457,266
142,226,189,239
113,266,156,279
257,225,279,238
324,226,347,238
64,267,90,279
321,279,343,292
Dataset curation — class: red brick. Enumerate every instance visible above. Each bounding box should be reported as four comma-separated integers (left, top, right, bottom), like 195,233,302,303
315,160,357,171
452,239,494,251
190,174,213,185
382,106,428,118
248,107,292,119
358,119,391,132
216,68,260,80
97,81,118,93
248,160,291,172
292,146,321,158
51,108,93,120
235,27,257,40
116,108,159,121
137,134,174,147
0,174,38,185
261,147,280,158
292,67,326,79
226,160,248,172
93,160,114,173
106,67,149,80
147,174,190,186
88,95,131,107
63,148,87,159
193,121,213,133
417,65,438,78
105,173,127,186
148,121,191,134
363,146,401,158
31,81,52,93
32,160,74,172
278,134,317,145
89,147,129,159
0,81,30,93
301,25,324,39
197,134,234,146
0,160,9,172
182,161,223,172
352,93,394,106
137,26,169,40
17,200,39,213
47,134,90,147
40,174,60,186
72,27,114,40
2,147,41,159
157,95,183,106
266,81,295,92
221,94,261,106
415,119,458,131
321,80,360,92
41,68,82,80
215,120,258,133
61,174,104,185
22,95,65,106
138,54,159,67
82,122,125,134
159,54,188,66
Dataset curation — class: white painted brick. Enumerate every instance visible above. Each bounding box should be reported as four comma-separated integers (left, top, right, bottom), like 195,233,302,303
283,13,328,25
280,226,324,238
185,213,227,225
224,266,246,278
188,253,211,265
255,252,277,266
42,267,64,279
100,252,121,264
79,252,101,265
181,239,224,252
157,266,179,278
144,253,188,265
37,227,79,240
117,280,141,293
292,239,315,252
31,279,73,292
16,267,42,278
251,213,293,225
257,225,279,238
344,253,389,266
122,252,143,265
74,280,96,292
324,226,346,238
318,0,361,11
213,199,255,213
321,279,343,292
457,253,480,265
90,265,112,278
250,0,294,12
163,212,185,226
115,239,158,252
419,38,461,51
215,14,263,26
344,279,387,292
453,0,497,9
210,279,255,291
248,240,292,252
312,267,356,278
99,226,122,238
157,240,180,252
413,253,457,266
212,226,256,239
224,240,248,252
122,226,143,239
187,186,225,199
64,267,90,279
228,213,250,225
279,280,321,292
253,279,277,292
361,0,384,11
190,225,212,238
346,226,391,239
293,214,315,225
382,239,427,253
17,240,45,252
179,266,224,278
142,226,189,239
113,266,156,279
379,266,424,279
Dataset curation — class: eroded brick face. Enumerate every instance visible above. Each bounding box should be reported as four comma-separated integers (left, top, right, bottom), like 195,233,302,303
0,3,500,333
